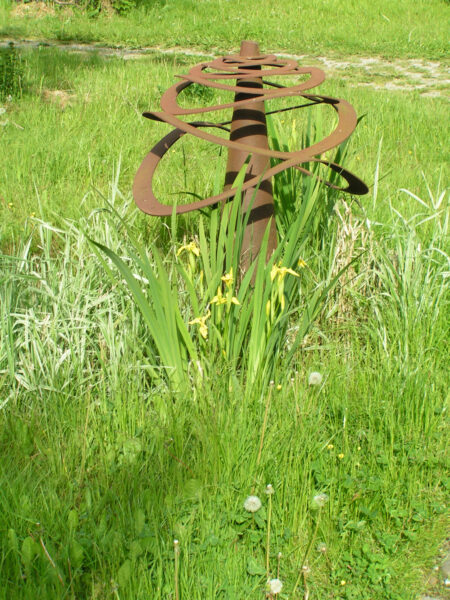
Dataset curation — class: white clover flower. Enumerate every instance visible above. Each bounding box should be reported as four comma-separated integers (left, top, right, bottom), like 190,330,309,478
244,495,262,513
312,493,329,508
267,578,283,594
265,484,274,495
308,371,323,386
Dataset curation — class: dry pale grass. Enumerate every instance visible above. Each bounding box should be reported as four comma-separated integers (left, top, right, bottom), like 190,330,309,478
41,89,76,108
329,199,372,322
11,2,56,18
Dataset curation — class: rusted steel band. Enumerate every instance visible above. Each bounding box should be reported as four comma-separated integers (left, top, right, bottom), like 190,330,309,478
133,49,368,218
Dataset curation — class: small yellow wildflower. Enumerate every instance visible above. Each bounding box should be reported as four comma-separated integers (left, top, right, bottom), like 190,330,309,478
189,311,210,339
221,268,234,288
210,287,239,306
176,241,200,257
8,202,13,209
297,258,307,268
270,262,299,282
340,580,346,586
210,287,227,306
338,453,344,460
276,384,282,391
327,444,334,450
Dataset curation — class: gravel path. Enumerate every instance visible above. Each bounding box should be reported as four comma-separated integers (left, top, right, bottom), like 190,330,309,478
1,38,449,98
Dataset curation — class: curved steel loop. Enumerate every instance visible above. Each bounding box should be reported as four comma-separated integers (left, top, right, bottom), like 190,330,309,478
213,55,280,67
147,93,356,162
190,58,300,78
133,122,368,217
134,46,368,220
160,72,326,116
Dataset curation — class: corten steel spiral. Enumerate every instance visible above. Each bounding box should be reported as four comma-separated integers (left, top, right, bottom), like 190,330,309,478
133,40,368,270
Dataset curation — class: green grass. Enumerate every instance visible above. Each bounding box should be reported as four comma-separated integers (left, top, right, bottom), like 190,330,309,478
1,11,449,600
1,0,449,60
1,45,448,249
0,188,448,598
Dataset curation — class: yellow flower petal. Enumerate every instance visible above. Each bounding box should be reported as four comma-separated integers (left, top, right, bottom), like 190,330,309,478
221,268,234,288
271,262,299,282
189,311,210,339
210,287,227,305
177,241,200,257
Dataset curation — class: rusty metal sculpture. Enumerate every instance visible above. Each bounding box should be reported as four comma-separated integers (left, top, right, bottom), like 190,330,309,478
133,41,368,268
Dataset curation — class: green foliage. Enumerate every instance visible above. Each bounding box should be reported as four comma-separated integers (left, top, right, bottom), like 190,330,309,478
77,0,142,17
0,42,23,100
1,46,447,249
0,22,448,600
2,0,449,59
90,152,348,393
0,181,447,597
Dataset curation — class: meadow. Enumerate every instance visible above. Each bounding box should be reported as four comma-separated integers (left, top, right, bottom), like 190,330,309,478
0,1,449,599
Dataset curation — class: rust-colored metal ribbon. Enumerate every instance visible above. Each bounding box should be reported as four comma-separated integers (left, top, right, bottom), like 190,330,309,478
133,41,368,265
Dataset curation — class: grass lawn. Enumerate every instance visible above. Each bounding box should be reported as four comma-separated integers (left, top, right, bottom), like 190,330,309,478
0,0,449,60
0,2,448,599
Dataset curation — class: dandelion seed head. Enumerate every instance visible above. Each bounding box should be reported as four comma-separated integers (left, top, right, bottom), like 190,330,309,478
267,578,283,594
243,495,262,513
317,542,327,554
265,484,274,495
308,371,323,386
312,493,329,508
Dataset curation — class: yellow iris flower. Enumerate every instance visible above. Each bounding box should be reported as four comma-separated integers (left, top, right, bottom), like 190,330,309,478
176,242,200,257
221,268,234,288
270,262,299,282
210,286,240,306
189,311,210,339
